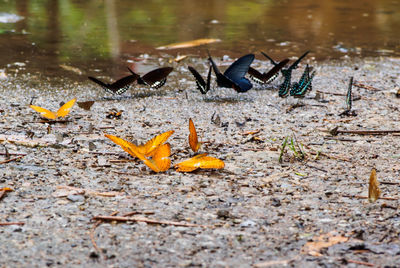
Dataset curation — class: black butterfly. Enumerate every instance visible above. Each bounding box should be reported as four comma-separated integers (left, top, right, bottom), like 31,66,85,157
88,73,139,95
289,65,316,97
128,67,173,89
248,52,289,85
188,65,212,94
278,51,310,97
208,53,255,93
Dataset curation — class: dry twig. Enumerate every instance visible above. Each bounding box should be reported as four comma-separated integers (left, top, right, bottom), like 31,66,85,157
0,222,24,226
342,194,397,200
0,155,24,164
346,259,375,267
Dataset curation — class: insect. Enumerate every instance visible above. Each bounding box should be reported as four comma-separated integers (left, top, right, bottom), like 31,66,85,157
368,168,381,203
278,51,310,97
289,65,316,97
30,98,76,120
174,153,225,172
248,52,289,85
339,77,356,116
77,101,95,111
128,67,173,89
188,65,212,94
88,73,139,95
105,131,173,173
106,109,123,119
189,118,201,152
208,52,255,92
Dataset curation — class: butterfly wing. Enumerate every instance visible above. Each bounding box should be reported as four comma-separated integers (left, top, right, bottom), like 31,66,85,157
150,143,171,172
174,154,224,172
223,54,255,83
261,58,290,83
288,51,310,71
105,134,138,158
247,67,265,84
260,52,279,66
279,69,292,98
88,76,116,94
109,74,139,95
188,66,208,94
346,77,353,111
208,54,233,88
56,98,76,118
138,67,173,88
137,130,174,156
77,101,95,111
189,118,200,152
368,168,381,203
30,105,57,120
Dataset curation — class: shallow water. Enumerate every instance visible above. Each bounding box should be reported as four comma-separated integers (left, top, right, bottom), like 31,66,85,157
0,0,399,78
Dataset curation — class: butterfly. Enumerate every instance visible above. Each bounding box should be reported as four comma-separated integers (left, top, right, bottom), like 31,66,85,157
30,98,76,120
368,168,381,203
289,65,316,97
88,72,139,95
278,51,310,97
105,133,173,172
174,153,224,172
128,67,173,89
208,52,255,92
188,65,212,94
345,77,353,111
189,118,201,152
248,52,289,85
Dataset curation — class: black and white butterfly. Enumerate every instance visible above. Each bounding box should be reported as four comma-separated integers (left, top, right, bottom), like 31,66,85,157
188,65,212,94
88,73,139,95
278,51,310,98
208,53,255,93
128,67,173,89
248,52,289,85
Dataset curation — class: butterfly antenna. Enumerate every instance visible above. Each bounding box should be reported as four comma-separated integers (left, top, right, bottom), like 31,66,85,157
260,51,278,66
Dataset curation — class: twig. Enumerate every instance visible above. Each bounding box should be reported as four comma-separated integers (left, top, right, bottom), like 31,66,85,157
316,90,346,96
380,181,400,185
0,222,25,226
342,194,398,200
56,185,124,197
353,82,381,91
0,152,26,156
92,215,208,228
0,155,24,164
346,259,375,267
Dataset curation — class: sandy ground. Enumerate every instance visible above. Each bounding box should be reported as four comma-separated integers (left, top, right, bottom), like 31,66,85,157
1,56,400,267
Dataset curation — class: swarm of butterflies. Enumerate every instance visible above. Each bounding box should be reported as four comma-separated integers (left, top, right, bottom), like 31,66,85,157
84,50,315,98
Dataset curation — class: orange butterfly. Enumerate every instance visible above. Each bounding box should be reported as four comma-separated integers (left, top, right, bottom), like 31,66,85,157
30,98,76,120
368,168,381,203
174,153,224,172
105,131,173,172
189,118,201,152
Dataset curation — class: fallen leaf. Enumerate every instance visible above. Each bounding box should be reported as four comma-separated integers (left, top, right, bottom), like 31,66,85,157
157,38,221,50
302,232,348,256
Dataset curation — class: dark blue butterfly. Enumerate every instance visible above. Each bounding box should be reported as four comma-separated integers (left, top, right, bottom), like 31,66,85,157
339,77,356,116
248,52,289,85
290,65,316,97
278,51,310,97
208,53,255,93
188,65,212,94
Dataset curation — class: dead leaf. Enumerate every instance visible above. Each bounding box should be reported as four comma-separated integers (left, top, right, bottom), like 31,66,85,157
302,232,348,256
59,64,83,75
156,38,221,50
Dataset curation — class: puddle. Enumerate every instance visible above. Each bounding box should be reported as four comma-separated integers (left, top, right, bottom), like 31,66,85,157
0,0,399,79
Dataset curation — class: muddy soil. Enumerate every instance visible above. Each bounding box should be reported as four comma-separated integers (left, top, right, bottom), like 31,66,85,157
1,55,400,267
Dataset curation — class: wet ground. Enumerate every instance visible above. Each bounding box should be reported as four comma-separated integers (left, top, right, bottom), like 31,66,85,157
1,54,400,266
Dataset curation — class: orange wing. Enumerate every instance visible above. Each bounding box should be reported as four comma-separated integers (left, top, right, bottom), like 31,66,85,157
368,168,381,203
174,153,224,172
29,105,57,120
105,134,171,173
56,98,76,118
189,118,201,152
105,134,138,157
137,130,174,156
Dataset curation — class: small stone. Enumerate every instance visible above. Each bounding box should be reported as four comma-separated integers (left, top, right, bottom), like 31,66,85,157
67,194,85,203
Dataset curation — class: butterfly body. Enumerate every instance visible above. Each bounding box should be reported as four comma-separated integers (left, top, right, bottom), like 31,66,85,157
128,67,173,89
290,65,316,97
88,74,139,95
248,52,289,85
188,66,211,94
30,98,76,120
208,53,255,92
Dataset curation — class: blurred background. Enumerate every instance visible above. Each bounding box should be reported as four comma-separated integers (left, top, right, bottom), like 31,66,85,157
0,0,399,77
